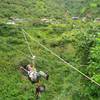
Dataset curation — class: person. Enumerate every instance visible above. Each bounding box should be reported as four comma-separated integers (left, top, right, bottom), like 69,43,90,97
20,56,48,99
20,56,49,84
20,64,49,84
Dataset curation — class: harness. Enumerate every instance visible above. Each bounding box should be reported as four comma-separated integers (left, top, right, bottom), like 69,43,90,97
28,71,40,83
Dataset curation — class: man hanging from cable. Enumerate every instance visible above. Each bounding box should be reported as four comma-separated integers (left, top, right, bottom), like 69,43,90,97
20,56,49,83
20,56,49,99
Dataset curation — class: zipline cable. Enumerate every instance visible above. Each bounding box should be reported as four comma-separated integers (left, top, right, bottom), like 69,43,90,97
22,30,34,58
0,41,32,60
0,41,48,64
22,29,100,87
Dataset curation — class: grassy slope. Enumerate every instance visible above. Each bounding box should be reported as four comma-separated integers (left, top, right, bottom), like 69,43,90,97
0,0,100,100
0,20,100,100
64,0,88,16
0,0,66,19
64,0,100,18
0,24,80,100
84,0,100,18
1,0,99,20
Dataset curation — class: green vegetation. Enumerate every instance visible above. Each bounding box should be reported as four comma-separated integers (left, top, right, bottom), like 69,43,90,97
0,0,66,19
0,0,99,21
0,0,100,100
80,0,100,18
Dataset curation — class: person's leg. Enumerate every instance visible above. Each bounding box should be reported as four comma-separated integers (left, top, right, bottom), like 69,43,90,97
38,71,46,77
38,71,49,80
35,88,39,100
35,83,41,100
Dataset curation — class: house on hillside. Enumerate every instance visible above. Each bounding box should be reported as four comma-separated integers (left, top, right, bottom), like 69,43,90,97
6,20,16,25
72,17,79,20
9,17,31,23
41,18,60,24
41,18,51,23
94,18,100,22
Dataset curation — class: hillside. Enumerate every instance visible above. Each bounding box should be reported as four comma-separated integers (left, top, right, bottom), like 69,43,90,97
0,0,66,19
0,24,76,100
0,20,100,100
0,0,100,100
80,0,100,18
64,0,100,18
0,0,99,21
64,0,89,16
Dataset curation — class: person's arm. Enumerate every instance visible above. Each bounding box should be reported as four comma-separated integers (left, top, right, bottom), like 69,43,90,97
20,67,28,73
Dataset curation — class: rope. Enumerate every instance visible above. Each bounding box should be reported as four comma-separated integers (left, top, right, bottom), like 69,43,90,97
0,41,32,60
1,41,49,65
22,30,34,57
22,29,100,87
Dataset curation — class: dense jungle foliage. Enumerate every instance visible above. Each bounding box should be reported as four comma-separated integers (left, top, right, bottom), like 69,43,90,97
0,0,100,100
